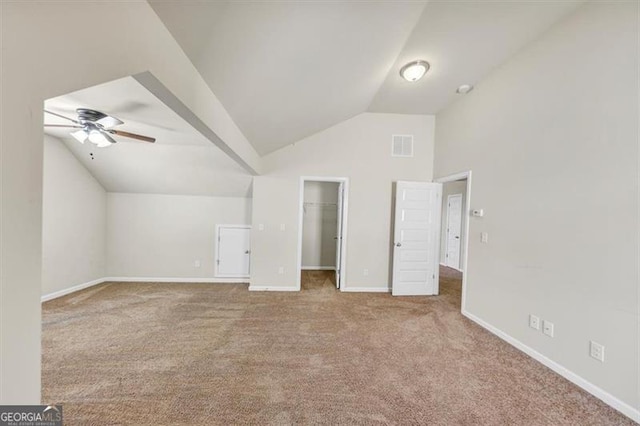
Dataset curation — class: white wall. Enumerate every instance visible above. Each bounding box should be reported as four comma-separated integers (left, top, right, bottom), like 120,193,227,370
1,1,260,403
107,193,251,279
251,177,301,289
43,136,251,285
42,136,107,297
251,113,435,290
439,180,467,267
302,182,339,269
434,2,638,415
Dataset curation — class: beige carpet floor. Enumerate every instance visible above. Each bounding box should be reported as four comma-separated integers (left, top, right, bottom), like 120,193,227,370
42,267,634,425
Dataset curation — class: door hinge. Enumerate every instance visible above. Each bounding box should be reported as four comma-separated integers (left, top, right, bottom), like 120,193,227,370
216,259,220,265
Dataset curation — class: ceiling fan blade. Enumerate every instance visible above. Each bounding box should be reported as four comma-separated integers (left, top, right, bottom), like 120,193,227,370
101,132,117,145
96,115,124,129
44,110,79,124
111,130,156,143
44,124,83,128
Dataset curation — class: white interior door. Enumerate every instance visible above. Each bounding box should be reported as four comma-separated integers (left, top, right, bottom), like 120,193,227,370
445,194,463,270
217,226,251,277
392,181,442,296
335,183,344,289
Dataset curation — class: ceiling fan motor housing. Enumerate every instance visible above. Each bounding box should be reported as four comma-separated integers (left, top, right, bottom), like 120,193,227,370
76,108,107,124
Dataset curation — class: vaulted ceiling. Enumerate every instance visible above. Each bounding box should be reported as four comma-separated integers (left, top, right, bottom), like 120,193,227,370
149,0,583,156
44,77,253,197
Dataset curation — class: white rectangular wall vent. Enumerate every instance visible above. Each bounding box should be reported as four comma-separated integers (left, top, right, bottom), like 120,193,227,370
392,135,414,157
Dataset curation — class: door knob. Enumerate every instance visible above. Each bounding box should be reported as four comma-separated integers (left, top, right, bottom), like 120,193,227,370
245,250,251,254
396,242,402,247
455,236,460,239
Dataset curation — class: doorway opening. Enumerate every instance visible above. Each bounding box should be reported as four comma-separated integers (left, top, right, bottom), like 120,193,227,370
435,171,472,312
297,177,348,291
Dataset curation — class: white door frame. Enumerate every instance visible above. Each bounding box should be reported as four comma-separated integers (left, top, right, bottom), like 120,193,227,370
435,171,472,313
297,177,349,291
445,193,463,271
215,224,252,278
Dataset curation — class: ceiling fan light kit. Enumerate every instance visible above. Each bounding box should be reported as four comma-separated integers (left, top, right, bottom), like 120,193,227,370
44,108,156,147
71,129,88,144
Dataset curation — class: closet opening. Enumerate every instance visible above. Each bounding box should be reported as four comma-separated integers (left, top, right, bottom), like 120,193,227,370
296,177,349,291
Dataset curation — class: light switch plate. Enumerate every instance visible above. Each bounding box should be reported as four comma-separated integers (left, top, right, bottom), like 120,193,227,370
280,223,286,231
542,320,554,337
258,224,264,231
481,232,489,243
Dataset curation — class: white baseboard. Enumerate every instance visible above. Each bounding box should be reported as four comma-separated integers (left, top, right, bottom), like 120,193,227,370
462,310,640,423
248,285,298,292
302,266,336,271
41,277,106,302
341,286,391,293
105,277,248,284
42,277,249,302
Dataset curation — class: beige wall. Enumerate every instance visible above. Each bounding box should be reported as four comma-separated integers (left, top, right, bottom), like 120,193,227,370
251,177,301,289
302,182,339,268
439,180,467,268
107,193,251,279
434,2,638,412
251,112,435,290
42,136,107,297
43,137,251,289
0,1,259,403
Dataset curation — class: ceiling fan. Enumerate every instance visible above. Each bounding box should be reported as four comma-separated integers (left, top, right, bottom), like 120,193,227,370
44,108,156,147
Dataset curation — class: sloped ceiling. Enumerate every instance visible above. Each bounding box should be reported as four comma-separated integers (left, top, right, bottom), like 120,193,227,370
150,1,583,156
369,0,583,114
149,1,427,155
44,76,253,197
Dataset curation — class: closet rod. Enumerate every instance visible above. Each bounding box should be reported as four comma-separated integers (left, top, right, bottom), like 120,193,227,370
303,202,337,206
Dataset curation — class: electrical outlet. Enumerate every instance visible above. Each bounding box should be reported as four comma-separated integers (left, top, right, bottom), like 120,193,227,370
194,260,201,268
590,341,605,362
481,232,489,243
529,314,540,330
363,269,369,276
278,266,284,274
542,320,554,337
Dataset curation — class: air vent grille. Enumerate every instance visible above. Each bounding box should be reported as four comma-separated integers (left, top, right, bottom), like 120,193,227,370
392,135,413,157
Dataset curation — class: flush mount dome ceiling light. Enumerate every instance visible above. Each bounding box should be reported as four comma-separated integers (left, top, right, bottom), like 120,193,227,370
400,60,430,82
